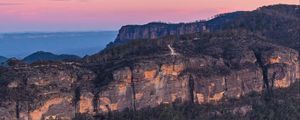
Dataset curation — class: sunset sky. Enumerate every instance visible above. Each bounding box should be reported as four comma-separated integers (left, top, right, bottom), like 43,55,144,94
0,0,298,33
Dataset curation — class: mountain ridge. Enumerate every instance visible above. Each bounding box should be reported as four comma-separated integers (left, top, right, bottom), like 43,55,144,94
0,4,299,120
0,31,118,58
22,51,81,63
0,56,7,64
112,4,299,52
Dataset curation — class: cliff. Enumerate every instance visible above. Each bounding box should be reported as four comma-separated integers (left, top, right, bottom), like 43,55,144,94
85,30,300,113
114,22,206,45
1,30,299,120
115,22,205,44
0,61,95,120
0,4,299,120
113,4,300,52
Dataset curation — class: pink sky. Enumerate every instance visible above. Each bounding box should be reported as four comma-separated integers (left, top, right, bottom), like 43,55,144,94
0,0,298,32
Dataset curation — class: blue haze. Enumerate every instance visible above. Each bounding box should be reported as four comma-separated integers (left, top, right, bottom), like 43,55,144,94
0,31,118,58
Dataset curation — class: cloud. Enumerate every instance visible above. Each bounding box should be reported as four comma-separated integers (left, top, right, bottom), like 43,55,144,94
0,2,23,6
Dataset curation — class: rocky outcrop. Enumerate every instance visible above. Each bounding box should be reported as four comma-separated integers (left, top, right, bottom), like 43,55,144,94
0,35,298,120
1,31,299,120
88,48,298,113
0,62,95,120
90,56,262,112
0,5,299,119
85,30,300,113
113,5,300,53
258,47,299,88
114,22,207,44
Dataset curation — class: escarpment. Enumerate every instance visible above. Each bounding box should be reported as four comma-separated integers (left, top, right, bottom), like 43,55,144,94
0,30,299,120
86,31,299,113
113,5,300,52
0,4,299,120
114,22,207,44
0,62,96,120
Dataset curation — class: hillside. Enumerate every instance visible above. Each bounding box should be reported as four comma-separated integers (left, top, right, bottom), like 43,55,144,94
0,56,8,64
1,30,299,119
113,4,300,52
208,4,300,52
22,51,81,63
0,4,299,120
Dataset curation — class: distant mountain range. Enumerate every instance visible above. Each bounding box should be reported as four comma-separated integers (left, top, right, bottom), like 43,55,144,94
0,31,118,58
1,51,81,65
0,56,7,63
0,4,299,120
22,51,81,63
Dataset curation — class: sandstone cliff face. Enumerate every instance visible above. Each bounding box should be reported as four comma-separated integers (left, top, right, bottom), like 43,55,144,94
86,47,298,113
0,62,96,120
114,22,206,44
113,5,300,53
259,47,299,88
0,34,299,119
93,57,262,112
84,31,300,114
0,5,298,119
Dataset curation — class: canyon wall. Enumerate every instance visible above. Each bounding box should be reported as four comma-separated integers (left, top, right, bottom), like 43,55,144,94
114,22,206,44
1,41,298,119
113,5,299,52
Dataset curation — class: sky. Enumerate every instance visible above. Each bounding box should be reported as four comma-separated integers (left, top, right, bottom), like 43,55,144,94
0,0,298,33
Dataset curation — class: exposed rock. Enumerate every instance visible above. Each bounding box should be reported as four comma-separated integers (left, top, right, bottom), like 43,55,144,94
0,62,95,120
112,5,300,53
29,97,74,120
1,31,299,120
0,5,299,119
257,47,299,89
78,92,94,114
97,67,134,112
85,30,299,113
114,22,206,44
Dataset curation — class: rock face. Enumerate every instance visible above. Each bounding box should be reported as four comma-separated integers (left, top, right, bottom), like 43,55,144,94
113,5,300,52
84,30,300,114
259,48,299,88
0,62,95,120
114,22,206,44
0,4,299,120
0,32,299,120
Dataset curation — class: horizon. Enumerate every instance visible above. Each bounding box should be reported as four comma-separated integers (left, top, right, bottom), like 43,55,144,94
0,31,118,58
0,0,298,33
0,1,299,119
0,30,117,34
